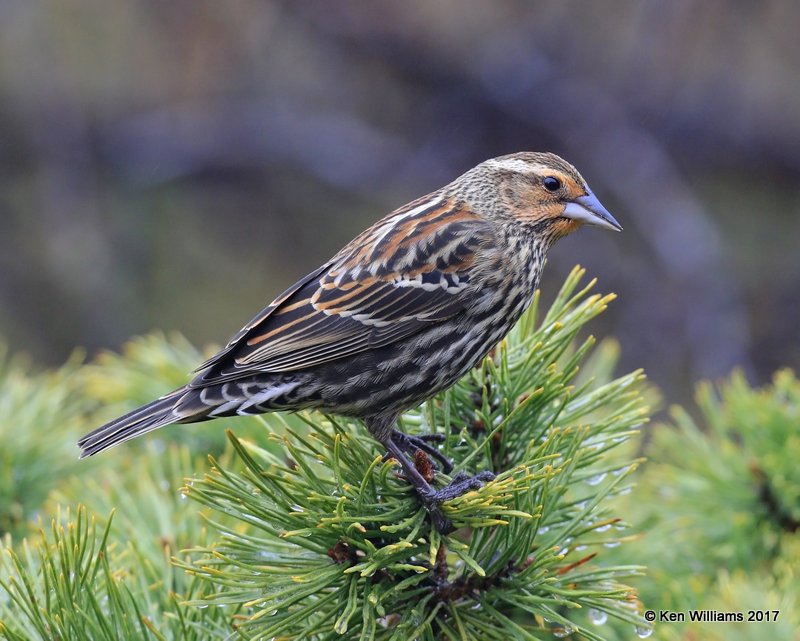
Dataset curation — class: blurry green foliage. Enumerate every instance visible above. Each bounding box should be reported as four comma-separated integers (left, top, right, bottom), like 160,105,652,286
621,369,800,640
82,333,205,411
0,349,87,538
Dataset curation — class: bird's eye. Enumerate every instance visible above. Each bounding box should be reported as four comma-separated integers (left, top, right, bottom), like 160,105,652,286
543,176,561,192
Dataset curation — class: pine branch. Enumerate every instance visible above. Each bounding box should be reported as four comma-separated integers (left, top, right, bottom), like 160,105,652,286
0,447,237,640
0,506,150,640
179,266,653,640
0,266,653,640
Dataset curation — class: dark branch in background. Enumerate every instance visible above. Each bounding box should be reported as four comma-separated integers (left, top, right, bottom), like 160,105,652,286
750,464,800,534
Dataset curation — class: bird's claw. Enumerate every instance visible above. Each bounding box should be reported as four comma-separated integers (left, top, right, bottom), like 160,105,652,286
418,470,496,533
431,470,496,502
389,429,453,473
381,437,494,534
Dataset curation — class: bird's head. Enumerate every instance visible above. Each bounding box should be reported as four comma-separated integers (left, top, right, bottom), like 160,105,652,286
465,152,622,240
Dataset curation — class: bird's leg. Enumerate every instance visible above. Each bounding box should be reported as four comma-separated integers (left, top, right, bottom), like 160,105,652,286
369,415,495,534
384,439,497,532
383,439,455,534
389,429,453,473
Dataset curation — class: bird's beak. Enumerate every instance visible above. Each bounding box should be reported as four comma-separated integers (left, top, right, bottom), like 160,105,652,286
562,191,623,232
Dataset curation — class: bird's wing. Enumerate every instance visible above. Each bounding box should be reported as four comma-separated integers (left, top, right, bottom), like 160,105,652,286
190,196,493,386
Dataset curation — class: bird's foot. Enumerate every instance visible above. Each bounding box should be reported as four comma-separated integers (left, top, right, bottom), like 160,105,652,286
431,470,497,502
416,470,497,534
389,429,453,473
382,438,494,534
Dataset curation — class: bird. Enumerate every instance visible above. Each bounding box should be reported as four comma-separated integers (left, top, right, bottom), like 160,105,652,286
78,152,621,533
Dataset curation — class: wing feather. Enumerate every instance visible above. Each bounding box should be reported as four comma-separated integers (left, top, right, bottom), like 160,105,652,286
190,197,493,386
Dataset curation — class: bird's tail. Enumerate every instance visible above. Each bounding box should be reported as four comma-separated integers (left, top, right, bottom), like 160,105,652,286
77,387,188,458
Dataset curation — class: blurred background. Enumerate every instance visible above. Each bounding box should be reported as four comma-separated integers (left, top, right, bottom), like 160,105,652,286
1,0,799,405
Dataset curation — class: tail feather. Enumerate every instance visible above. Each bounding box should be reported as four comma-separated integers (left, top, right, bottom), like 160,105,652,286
78,388,188,458
77,377,291,458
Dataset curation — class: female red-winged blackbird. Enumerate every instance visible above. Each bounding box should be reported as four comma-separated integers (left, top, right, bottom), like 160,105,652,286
79,152,621,532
